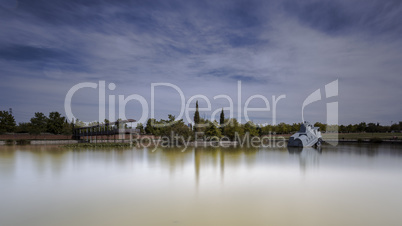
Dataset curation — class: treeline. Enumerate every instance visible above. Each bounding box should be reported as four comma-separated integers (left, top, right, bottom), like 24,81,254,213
261,121,402,135
1,108,401,137
138,118,402,141
136,103,263,142
139,117,320,140
137,102,402,142
139,115,193,143
0,111,73,135
338,122,402,133
138,115,260,141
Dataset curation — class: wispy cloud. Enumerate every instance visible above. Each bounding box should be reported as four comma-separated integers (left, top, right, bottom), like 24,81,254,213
0,0,401,125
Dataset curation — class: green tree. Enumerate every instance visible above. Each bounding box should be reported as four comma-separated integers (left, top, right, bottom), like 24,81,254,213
223,118,244,140
291,123,301,132
256,125,263,136
61,119,73,135
16,122,31,133
157,115,193,144
145,118,158,135
220,108,225,125
193,101,200,131
260,124,273,135
357,122,367,132
366,123,378,133
314,122,326,133
219,108,225,134
167,114,176,122
47,112,65,134
243,121,259,137
88,121,99,127
339,125,346,133
390,123,400,132
30,112,48,134
194,101,200,124
74,119,86,128
205,121,222,138
136,123,144,134
0,110,16,133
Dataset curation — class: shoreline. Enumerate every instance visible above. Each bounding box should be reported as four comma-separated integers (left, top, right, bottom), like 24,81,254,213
1,138,401,146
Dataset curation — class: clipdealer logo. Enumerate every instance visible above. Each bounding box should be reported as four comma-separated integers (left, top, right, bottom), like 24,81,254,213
302,80,339,146
64,81,288,127
64,79,338,146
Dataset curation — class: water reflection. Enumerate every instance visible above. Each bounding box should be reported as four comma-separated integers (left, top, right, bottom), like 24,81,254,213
1,144,402,180
288,146,322,174
193,147,261,188
1,144,402,226
0,146,16,179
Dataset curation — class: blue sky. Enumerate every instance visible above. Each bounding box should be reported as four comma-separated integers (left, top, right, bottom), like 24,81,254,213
1,0,401,125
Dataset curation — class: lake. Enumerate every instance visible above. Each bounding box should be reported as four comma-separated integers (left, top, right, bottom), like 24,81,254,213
1,144,402,226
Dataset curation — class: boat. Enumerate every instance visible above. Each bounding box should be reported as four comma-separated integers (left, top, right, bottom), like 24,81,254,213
287,121,322,147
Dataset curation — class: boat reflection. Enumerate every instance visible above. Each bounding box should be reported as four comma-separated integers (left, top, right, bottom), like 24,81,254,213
288,146,322,173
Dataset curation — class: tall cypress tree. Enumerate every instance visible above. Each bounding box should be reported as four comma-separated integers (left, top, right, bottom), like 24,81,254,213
220,108,225,125
194,101,200,130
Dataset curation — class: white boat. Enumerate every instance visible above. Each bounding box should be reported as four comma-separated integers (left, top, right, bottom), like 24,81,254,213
287,121,322,147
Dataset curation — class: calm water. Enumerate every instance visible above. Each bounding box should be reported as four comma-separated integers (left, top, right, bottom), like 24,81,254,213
1,144,402,226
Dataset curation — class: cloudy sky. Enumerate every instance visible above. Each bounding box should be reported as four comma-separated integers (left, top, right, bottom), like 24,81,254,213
1,0,401,125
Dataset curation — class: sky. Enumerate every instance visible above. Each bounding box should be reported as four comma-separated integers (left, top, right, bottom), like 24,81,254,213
0,0,401,126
